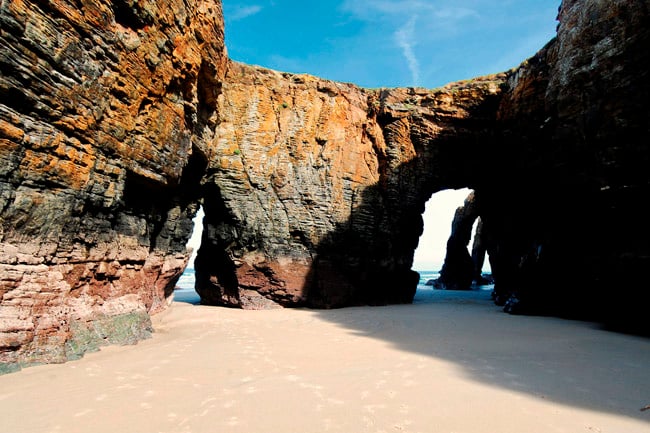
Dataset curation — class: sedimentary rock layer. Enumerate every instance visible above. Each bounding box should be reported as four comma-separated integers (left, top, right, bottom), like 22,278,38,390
193,61,504,309
481,0,650,327
0,0,226,371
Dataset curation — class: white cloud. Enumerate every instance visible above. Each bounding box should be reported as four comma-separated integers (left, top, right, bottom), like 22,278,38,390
395,16,420,86
226,4,263,22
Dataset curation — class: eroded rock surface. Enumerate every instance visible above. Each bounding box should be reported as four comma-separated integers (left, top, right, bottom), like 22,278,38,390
195,62,504,309
0,0,226,371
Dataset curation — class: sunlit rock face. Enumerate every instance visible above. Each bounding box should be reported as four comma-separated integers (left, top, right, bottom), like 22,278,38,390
194,61,504,309
0,0,226,371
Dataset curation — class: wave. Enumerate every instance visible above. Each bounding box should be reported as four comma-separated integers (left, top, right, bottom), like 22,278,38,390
176,267,195,290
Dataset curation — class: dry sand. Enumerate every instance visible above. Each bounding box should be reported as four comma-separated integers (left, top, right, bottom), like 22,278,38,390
1,288,649,433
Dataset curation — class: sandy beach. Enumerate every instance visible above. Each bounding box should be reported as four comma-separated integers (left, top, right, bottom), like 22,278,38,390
1,288,649,433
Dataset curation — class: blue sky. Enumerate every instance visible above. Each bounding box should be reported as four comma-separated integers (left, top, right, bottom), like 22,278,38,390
194,1,560,271
223,0,560,89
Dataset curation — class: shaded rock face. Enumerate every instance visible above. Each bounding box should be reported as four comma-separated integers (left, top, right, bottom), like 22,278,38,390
0,0,226,370
1,0,649,371
478,0,650,331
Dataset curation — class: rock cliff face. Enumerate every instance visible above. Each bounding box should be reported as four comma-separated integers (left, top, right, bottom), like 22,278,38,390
194,61,503,309
0,0,226,371
1,0,648,371
479,0,649,329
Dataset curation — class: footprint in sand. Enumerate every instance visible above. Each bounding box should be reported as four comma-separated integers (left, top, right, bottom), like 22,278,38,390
364,403,387,414
225,416,240,427
200,396,217,407
285,374,301,382
223,400,237,409
84,365,101,377
362,415,375,428
74,408,93,417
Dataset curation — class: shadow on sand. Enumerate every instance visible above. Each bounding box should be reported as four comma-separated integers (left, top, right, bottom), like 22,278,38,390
310,285,650,423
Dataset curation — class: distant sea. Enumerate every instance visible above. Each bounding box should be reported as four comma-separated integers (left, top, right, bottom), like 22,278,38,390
174,268,493,305
414,269,494,303
174,268,201,304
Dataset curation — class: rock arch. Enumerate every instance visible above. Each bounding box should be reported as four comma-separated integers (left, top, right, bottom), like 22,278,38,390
192,63,504,309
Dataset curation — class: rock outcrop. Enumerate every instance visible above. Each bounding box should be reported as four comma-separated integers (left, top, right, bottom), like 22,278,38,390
1,0,648,371
479,0,649,329
0,0,226,371
193,61,504,309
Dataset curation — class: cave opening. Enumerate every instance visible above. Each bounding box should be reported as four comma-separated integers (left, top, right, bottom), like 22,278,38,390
174,206,203,304
413,187,492,297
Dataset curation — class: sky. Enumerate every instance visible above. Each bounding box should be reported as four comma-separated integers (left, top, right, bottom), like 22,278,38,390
223,0,560,89
188,1,560,271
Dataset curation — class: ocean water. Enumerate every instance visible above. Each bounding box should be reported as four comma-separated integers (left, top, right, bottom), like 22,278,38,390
413,270,440,304
173,268,493,305
177,267,196,290
416,270,441,287
413,269,494,304
174,268,200,304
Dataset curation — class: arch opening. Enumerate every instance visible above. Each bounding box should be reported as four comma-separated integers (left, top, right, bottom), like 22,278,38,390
174,207,204,304
413,188,492,296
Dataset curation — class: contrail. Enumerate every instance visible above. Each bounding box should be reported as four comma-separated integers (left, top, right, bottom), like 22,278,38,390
395,16,420,86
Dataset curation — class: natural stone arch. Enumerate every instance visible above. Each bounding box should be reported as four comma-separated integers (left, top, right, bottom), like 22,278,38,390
190,63,505,309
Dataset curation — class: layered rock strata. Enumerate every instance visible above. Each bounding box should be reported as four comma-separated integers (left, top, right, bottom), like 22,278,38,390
194,61,504,309
0,0,226,371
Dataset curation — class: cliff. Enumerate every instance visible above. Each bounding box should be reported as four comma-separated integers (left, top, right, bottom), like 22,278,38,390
481,0,650,328
0,0,227,371
1,0,648,371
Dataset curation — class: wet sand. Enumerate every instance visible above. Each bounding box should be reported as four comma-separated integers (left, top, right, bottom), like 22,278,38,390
1,289,649,433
